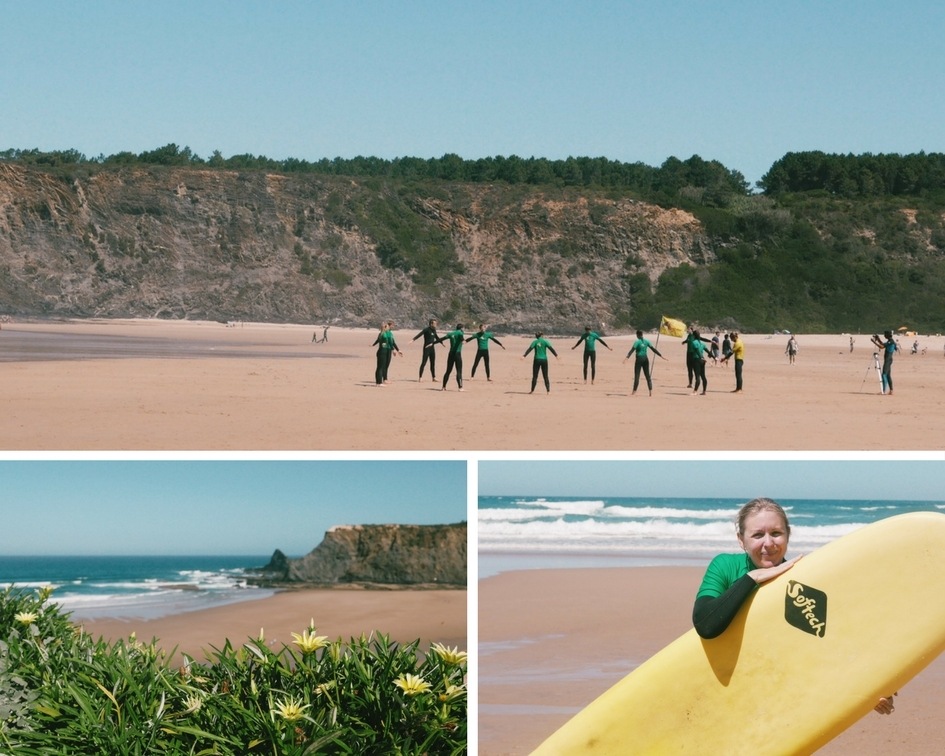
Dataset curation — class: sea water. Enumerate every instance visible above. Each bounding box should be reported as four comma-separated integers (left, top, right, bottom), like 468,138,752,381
478,496,945,577
0,555,275,619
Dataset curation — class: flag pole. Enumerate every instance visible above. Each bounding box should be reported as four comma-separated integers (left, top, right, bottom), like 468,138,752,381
652,319,663,378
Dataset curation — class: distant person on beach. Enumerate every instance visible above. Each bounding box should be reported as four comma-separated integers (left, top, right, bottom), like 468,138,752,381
710,332,721,365
692,497,897,714
623,329,666,395
683,328,710,388
721,332,745,392
850,336,855,353
571,327,612,384
523,332,559,393
785,334,798,365
412,319,441,382
312,325,328,343
871,331,898,395
436,323,466,391
687,329,710,395
722,333,733,361
372,322,401,386
467,324,506,381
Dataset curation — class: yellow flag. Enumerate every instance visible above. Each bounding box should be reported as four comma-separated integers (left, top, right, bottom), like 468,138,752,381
659,315,687,338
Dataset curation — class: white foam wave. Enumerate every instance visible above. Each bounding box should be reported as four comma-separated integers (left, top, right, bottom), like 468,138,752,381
480,504,739,522
478,516,864,554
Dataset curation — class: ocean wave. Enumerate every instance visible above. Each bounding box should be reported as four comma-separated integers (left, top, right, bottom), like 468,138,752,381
480,503,741,522
478,517,864,554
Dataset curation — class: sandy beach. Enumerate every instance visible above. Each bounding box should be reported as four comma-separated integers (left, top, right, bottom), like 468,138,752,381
1,318,944,450
478,566,945,755
79,586,467,663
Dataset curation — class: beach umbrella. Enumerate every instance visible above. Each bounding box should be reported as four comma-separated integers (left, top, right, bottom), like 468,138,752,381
897,326,909,332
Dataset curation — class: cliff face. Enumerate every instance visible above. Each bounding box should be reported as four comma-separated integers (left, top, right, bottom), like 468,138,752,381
0,163,712,330
259,523,467,587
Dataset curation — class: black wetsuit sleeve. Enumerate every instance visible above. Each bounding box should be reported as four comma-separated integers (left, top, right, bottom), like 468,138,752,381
692,574,757,639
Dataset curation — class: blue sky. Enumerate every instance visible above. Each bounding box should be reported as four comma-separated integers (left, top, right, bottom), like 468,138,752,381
479,460,945,501
3,1,942,186
0,461,467,556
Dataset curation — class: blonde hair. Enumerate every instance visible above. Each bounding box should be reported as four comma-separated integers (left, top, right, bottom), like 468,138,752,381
736,497,791,537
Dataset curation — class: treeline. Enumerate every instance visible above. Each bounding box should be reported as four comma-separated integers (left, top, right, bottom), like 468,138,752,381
760,151,945,198
0,144,749,199
7,145,945,200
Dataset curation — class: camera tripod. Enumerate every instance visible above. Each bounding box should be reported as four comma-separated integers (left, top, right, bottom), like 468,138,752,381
859,352,884,394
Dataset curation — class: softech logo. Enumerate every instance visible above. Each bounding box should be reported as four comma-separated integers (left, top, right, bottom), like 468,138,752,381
785,580,827,637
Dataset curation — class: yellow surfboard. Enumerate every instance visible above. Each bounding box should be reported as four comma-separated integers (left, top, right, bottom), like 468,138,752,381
531,511,945,755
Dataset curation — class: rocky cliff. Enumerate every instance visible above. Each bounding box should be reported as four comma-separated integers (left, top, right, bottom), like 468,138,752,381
257,523,467,587
0,162,712,331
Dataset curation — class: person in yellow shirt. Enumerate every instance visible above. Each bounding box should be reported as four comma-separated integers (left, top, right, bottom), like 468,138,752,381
721,332,745,392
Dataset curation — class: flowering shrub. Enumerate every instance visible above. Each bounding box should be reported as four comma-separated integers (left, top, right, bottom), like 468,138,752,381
0,587,466,755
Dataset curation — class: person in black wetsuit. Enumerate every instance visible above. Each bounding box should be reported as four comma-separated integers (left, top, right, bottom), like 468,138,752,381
436,323,467,391
371,322,401,386
693,497,896,714
571,327,612,384
523,332,559,393
683,327,711,388
467,324,506,381
412,319,441,382
622,329,666,395
871,330,898,395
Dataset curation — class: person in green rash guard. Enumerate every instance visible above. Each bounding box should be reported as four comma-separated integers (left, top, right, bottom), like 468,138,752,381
693,497,897,715
436,323,466,391
466,323,506,381
412,318,441,382
571,326,612,384
622,329,666,395
688,329,710,395
371,322,401,386
522,332,559,393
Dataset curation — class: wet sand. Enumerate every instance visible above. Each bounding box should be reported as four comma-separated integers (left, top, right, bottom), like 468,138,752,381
479,567,945,755
80,586,467,663
2,319,943,450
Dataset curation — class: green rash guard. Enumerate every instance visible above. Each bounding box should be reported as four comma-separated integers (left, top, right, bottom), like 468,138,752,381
524,338,557,361
574,332,607,352
628,338,652,359
471,331,502,350
696,553,755,598
693,552,761,639
442,330,465,353
689,338,708,360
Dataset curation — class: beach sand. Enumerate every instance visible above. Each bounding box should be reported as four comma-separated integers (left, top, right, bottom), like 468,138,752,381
479,566,945,756
79,587,467,663
2,319,944,450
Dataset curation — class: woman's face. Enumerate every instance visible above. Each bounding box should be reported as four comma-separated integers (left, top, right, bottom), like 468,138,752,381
738,509,789,568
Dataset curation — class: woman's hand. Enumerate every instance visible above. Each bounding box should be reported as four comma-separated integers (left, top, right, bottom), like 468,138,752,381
748,555,802,584
874,694,896,715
